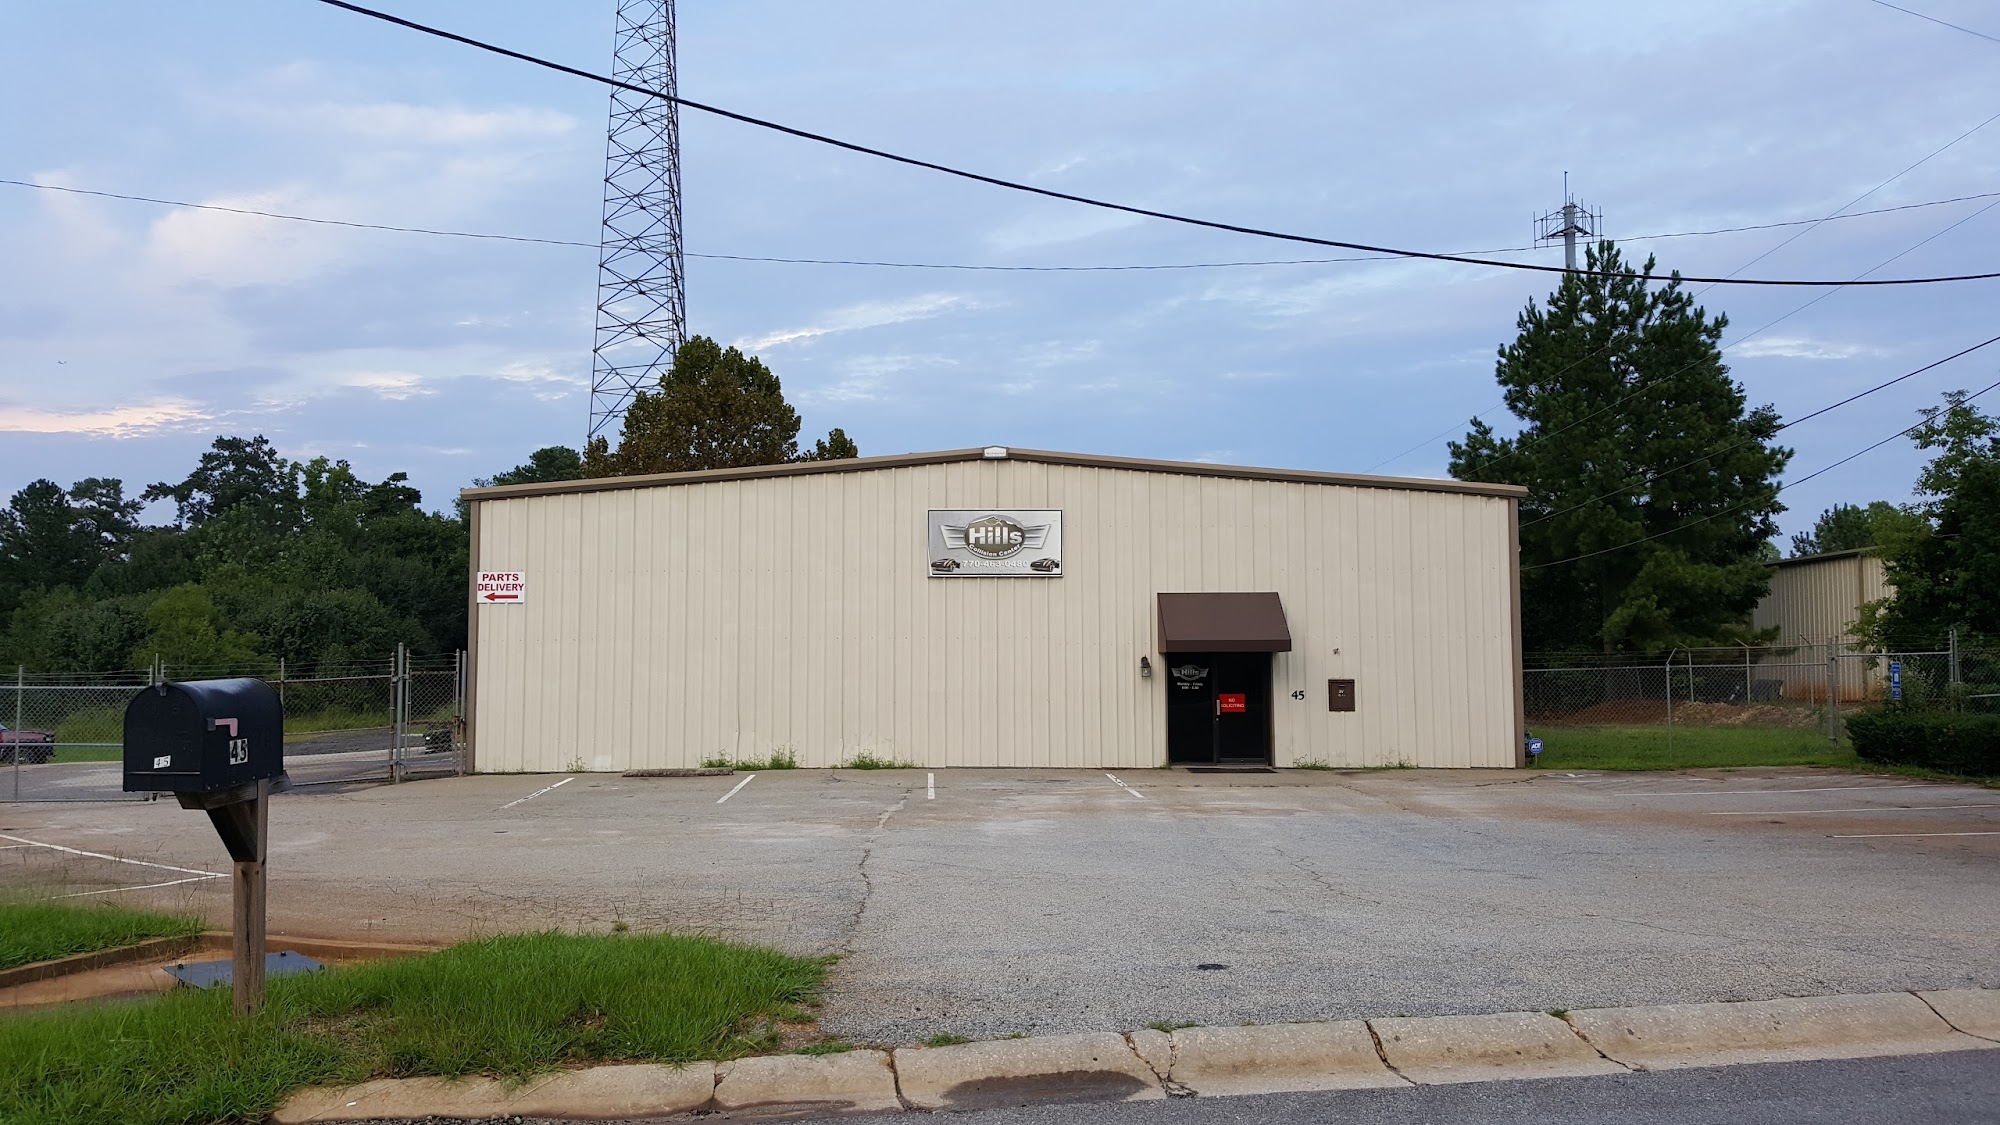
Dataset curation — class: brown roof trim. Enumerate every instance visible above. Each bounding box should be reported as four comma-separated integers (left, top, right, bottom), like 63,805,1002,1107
1767,547,1881,568
459,446,1529,503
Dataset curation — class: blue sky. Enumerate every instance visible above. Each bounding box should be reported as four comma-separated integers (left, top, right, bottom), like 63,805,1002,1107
4,0,1998,545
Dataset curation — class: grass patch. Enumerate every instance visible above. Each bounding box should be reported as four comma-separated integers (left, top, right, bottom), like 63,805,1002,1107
1146,1020,1199,1033
1529,723,1860,772
0,899,204,972
0,930,825,1125
1291,758,1332,771
795,1040,855,1055
842,751,916,770
704,749,798,770
921,1033,971,1048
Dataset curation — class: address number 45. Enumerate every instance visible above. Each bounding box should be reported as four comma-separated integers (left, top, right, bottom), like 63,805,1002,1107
1290,689,1306,700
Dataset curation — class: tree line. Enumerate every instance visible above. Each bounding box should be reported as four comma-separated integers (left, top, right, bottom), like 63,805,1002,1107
7,272,1993,673
0,336,855,674
1451,241,1996,656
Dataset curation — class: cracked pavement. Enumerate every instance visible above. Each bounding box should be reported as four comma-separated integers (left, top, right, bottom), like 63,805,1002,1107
3,766,1996,1044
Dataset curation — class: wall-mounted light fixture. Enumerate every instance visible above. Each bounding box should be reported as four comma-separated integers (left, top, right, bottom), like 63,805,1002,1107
1139,655,1153,679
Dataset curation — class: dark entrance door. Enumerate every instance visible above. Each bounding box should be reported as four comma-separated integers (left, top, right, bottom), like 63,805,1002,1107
1163,652,1272,764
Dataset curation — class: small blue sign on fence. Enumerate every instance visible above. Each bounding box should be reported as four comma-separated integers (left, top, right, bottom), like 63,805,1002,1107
1890,660,1902,701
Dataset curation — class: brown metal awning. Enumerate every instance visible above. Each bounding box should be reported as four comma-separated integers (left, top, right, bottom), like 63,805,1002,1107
1157,592,1292,653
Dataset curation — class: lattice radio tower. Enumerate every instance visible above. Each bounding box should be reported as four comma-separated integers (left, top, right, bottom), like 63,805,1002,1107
589,0,688,441
1533,172,1601,273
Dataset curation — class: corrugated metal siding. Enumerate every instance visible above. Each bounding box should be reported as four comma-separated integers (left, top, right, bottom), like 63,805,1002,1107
1751,553,1892,701
472,459,1518,771
1753,553,1889,644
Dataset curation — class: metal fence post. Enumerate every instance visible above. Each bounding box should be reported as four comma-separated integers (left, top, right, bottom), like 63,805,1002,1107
1949,627,1961,686
1826,651,1840,743
12,666,21,802
1664,649,1675,758
391,644,406,784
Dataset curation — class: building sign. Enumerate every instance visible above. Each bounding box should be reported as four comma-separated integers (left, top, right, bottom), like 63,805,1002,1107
477,570,528,604
928,510,1063,577
1890,660,1902,701
1218,693,1246,713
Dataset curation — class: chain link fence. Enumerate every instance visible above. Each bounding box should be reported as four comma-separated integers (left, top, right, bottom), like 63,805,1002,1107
1524,634,2000,756
3,647,465,802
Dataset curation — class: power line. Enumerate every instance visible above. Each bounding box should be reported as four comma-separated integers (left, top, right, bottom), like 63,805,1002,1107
1363,107,2000,473
1865,0,2000,45
304,0,2000,288
1520,332,2000,529
17,176,1997,272
1522,375,2000,572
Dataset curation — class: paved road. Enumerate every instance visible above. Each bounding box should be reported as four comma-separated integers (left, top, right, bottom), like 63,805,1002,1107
4,767,1995,1044
827,1053,2000,1125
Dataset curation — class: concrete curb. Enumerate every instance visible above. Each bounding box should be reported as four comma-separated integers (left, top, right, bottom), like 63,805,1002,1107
893,1031,1162,1112
712,1051,901,1119
1919,989,2000,1042
1370,1011,1627,1084
1567,992,1993,1070
1167,1021,1406,1095
274,988,2000,1122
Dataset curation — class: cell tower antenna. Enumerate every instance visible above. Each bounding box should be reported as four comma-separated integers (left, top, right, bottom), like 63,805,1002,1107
1533,172,1602,273
589,0,687,441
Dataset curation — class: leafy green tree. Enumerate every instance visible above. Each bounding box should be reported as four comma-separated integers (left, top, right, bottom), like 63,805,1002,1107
481,446,584,487
583,336,854,475
0,588,145,672
130,583,262,669
801,427,860,462
144,435,298,528
1789,501,1927,557
0,478,144,615
1860,392,2000,648
1450,241,1791,653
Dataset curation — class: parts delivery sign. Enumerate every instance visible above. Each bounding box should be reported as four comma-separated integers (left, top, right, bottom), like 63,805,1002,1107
477,570,527,605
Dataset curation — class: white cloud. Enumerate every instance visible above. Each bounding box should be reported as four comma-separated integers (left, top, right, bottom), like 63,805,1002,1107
797,353,958,404
0,400,211,438
308,103,577,144
983,208,1146,254
740,294,983,351
1731,336,1886,361
338,371,434,400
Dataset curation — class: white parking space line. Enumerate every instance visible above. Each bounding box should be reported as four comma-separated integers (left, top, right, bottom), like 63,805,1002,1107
59,875,221,898
717,773,756,804
1621,784,1940,797
1105,772,1147,799
1831,831,2000,839
927,773,935,800
1711,803,2000,816
0,832,224,877
499,776,573,809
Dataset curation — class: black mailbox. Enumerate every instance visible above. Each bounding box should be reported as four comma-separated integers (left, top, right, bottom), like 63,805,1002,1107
124,678,285,795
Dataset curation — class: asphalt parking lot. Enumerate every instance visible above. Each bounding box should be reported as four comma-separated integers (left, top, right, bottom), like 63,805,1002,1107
3,766,1996,1044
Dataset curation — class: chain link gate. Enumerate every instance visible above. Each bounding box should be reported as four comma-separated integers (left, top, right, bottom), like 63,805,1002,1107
5,650,466,802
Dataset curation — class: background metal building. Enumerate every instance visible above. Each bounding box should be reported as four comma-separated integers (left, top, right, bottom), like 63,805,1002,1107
462,448,1526,772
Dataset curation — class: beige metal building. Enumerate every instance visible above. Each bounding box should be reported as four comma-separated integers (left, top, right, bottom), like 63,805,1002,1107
1752,548,1893,701
461,447,1526,772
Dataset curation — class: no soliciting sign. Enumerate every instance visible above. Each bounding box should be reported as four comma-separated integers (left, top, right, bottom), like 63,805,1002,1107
477,571,527,604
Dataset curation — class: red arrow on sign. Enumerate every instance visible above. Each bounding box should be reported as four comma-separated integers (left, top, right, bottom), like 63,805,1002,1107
483,592,520,601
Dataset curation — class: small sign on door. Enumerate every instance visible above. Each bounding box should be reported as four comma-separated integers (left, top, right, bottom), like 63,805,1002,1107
1218,693,1246,713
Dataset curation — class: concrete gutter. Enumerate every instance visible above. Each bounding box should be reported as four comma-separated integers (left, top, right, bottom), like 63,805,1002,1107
272,988,1999,1122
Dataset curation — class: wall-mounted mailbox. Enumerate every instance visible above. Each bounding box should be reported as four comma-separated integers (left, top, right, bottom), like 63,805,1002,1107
1328,678,1356,712
124,678,284,795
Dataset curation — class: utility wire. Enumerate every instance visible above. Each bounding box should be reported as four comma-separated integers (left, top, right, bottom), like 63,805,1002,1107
1363,107,2000,473
12,178,1996,271
1477,192,2000,493
1865,0,2000,45
1520,332,2000,529
1521,376,2000,572
305,0,2000,288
